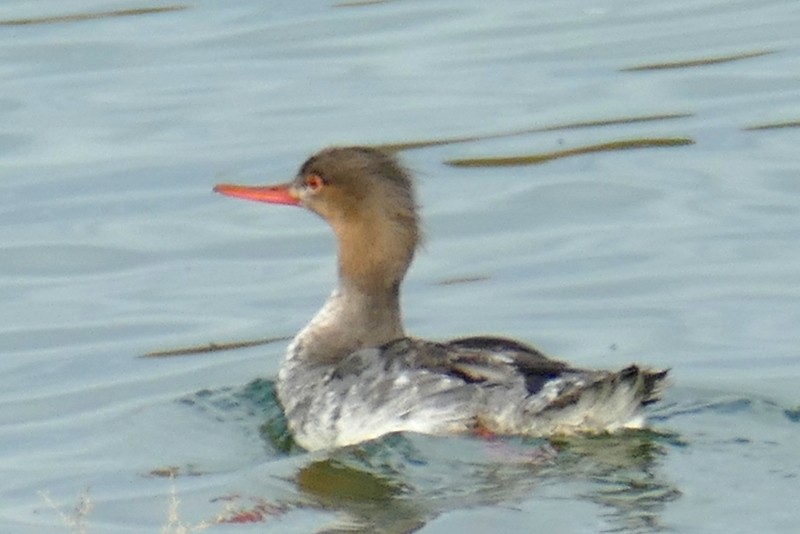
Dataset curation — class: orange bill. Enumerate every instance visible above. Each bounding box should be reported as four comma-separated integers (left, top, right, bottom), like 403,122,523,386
213,182,300,206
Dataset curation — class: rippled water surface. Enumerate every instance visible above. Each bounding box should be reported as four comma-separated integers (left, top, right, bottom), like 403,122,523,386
2,0,799,532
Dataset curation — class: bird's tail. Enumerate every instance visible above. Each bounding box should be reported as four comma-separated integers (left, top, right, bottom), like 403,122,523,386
535,365,670,434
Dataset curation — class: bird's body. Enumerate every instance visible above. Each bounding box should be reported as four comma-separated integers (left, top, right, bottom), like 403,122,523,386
214,146,668,451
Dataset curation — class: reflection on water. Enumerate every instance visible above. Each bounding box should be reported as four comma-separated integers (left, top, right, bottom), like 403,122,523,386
743,120,800,131
173,380,800,532
620,49,775,72
554,433,681,533
375,113,692,152
0,6,186,26
296,457,423,533
444,137,694,168
181,379,680,533
144,335,292,358
299,433,680,533
4,0,800,530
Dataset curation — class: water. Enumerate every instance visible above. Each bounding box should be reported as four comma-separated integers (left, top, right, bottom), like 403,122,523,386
2,0,799,532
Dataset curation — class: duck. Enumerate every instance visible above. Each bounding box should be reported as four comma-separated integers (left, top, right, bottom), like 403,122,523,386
213,146,668,451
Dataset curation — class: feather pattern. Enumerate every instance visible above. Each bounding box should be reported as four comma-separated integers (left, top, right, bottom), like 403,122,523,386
279,335,667,450
215,146,669,451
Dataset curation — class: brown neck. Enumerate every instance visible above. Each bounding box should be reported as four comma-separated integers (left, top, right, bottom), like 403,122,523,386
335,214,415,294
289,214,416,365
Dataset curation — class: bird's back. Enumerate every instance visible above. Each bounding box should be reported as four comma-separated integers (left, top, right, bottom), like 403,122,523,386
277,335,668,450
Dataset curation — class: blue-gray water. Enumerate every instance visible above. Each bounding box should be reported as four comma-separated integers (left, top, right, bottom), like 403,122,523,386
2,1,799,532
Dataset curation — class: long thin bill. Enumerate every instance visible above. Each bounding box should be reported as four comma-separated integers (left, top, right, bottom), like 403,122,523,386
213,182,300,206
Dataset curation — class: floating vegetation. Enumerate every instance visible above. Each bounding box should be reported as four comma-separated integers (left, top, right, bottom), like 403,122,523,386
143,335,291,358
621,50,774,72
147,465,207,478
0,6,186,26
148,466,182,478
435,275,490,286
335,0,394,7
529,113,692,132
376,113,692,152
445,137,694,168
743,120,800,131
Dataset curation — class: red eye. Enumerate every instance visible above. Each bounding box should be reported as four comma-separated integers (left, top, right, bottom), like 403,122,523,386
305,174,323,191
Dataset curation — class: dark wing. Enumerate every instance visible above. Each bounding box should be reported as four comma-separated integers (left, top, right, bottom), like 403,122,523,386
445,335,548,358
446,336,573,394
374,336,574,396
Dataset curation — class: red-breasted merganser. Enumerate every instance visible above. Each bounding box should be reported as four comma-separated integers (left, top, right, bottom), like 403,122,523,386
214,146,668,451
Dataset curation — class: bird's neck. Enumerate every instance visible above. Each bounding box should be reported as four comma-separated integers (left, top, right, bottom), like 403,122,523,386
286,215,415,366
287,281,405,366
